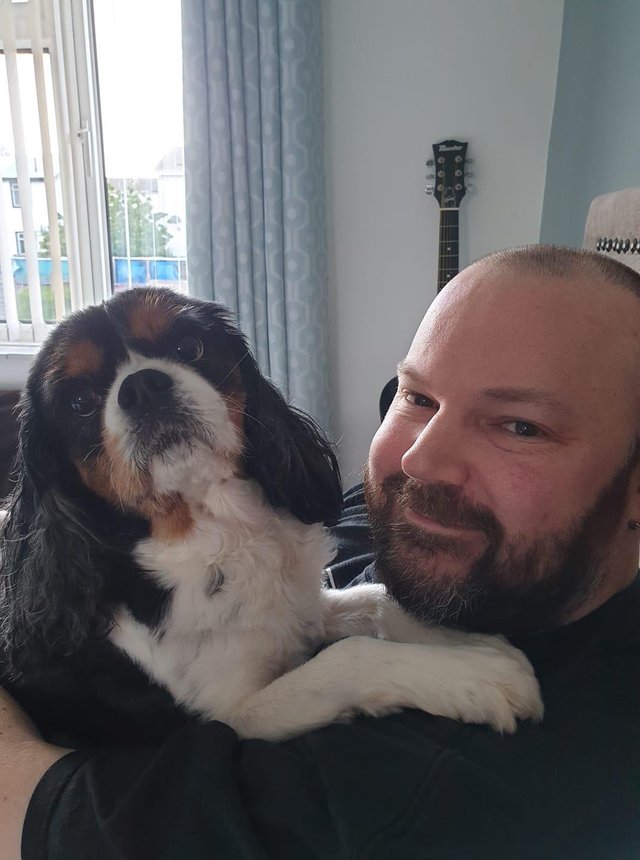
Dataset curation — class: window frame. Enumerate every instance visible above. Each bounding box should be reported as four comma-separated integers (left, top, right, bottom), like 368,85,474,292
0,0,112,360
52,0,112,310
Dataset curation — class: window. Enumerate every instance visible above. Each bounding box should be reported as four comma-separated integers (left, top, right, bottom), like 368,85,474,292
92,0,187,294
0,0,187,349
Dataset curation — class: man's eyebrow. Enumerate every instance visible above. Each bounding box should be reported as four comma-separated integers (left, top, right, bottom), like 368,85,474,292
478,388,575,419
396,360,420,381
396,365,575,420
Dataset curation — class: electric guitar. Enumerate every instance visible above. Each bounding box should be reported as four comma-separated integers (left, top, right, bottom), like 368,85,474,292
425,139,472,292
378,139,472,420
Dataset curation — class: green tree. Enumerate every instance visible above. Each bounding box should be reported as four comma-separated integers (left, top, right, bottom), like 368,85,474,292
107,182,173,257
38,213,67,256
39,182,175,259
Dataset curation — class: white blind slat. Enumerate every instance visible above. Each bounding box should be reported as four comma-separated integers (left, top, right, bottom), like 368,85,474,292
1,0,47,341
0,166,21,340
30,0,65,320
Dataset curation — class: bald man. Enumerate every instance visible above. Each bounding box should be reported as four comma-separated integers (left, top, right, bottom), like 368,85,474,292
2,246,640,860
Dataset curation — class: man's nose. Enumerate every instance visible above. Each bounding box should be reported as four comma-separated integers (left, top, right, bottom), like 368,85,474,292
400,415,470,486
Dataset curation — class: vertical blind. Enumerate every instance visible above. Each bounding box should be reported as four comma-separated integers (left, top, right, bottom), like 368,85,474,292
0,0,69,343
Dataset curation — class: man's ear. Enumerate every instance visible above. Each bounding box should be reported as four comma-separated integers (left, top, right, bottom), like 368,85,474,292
624,437,640,523
627,493,640,530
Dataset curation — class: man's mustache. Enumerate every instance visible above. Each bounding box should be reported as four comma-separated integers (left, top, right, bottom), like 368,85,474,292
382,474,503,540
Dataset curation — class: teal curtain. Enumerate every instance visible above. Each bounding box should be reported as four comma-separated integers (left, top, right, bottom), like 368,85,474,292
182,0,330,430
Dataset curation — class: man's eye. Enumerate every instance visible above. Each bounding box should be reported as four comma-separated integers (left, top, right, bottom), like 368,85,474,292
70,389,101,418
402,390,434,408
173,335,204,363
504,420,541,438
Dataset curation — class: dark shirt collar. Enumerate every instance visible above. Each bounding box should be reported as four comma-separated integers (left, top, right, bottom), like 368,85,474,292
362,565,640,669
510,573,640,669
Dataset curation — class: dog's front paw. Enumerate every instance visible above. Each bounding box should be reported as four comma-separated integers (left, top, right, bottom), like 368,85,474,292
411,642,543,733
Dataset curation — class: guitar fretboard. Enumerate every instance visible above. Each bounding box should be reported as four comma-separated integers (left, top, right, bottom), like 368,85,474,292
437,208,459,292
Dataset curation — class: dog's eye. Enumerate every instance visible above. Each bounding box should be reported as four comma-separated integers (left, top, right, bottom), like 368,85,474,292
173,335,204,363
70,389,101,418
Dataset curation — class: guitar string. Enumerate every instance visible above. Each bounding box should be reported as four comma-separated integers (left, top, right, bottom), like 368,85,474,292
435,149,465,292
440,207,460,292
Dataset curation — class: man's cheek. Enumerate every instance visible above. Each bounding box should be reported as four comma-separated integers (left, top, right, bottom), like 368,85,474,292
499,463,558,532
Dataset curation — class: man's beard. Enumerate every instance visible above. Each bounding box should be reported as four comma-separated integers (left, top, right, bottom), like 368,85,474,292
364,445,639,636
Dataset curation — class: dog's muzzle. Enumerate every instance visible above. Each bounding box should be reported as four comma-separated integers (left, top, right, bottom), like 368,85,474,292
116,367,202,460
118,369,174,417
105,356,241,474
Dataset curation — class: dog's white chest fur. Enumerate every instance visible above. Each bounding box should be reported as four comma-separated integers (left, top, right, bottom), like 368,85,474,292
110,458,334,723
110,448,543,741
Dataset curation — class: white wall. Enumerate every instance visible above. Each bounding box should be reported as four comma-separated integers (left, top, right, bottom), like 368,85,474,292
324,0,564,484
541,0,640,247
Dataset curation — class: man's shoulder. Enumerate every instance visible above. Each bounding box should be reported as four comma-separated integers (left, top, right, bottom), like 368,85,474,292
280,683,640,858
283,582,640,856
326,483,374,588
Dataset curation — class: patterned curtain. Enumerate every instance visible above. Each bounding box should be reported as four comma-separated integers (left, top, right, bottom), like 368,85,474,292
182,0,330,430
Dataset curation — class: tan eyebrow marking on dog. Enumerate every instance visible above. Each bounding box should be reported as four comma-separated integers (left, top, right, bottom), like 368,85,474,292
47,339,104,381
127,293,182,342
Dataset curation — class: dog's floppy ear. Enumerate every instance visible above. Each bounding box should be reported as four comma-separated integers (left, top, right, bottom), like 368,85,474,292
242,365,343,526
0,388,111,678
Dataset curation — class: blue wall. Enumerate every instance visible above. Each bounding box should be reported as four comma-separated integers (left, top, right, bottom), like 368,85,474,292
540,0,640,247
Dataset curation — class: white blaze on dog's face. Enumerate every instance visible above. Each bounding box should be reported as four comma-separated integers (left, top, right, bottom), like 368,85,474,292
40,288,250,540
103,353,242,498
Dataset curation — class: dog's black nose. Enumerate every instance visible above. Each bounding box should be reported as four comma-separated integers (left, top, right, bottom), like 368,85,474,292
118,369,174,414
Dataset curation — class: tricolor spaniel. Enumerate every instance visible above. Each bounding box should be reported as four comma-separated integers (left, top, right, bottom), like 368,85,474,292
0,288,542,746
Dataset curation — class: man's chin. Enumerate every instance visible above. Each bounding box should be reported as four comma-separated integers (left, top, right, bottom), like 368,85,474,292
381,562,486,629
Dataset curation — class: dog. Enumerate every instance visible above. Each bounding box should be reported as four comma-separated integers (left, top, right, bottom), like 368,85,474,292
0,288,542,746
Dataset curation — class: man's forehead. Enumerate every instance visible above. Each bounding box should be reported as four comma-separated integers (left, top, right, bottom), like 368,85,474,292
416,262,640,347
403,263,640,422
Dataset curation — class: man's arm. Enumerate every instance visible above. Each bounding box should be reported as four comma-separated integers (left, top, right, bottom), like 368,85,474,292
6,680,627,860
8,689,529,860
0,690,69,860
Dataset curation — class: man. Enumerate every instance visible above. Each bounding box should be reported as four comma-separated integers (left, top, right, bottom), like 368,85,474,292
2,245,640,860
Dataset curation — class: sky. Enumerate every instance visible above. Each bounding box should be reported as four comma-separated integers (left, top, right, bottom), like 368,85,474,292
0,0,184,180
93,0,184,177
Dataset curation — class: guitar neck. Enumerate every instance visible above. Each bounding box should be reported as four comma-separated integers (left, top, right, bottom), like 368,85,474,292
437,208,459,293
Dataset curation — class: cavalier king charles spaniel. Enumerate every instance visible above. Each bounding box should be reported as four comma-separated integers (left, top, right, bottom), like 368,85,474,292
0,288,542,746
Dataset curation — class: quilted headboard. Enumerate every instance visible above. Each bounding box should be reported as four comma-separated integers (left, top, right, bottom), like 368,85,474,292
583,187,640,274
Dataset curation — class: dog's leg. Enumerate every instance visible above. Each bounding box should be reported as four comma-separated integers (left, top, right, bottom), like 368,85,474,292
321,583,533,672
226,634,543,742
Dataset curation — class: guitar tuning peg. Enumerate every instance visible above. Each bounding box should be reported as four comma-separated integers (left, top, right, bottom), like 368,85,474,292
465,183,475,192
425,173,435,180
426,159,435,166
425,185,434,195
464,171,474,178
465,157,474,164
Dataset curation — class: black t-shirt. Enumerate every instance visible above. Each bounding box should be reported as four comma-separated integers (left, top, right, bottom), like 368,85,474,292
21,488,640,859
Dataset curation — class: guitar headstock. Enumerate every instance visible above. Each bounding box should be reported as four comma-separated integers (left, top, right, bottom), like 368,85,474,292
425,139,470,209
